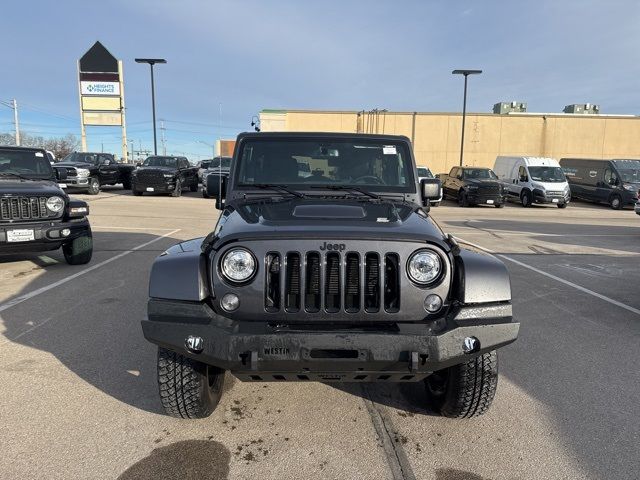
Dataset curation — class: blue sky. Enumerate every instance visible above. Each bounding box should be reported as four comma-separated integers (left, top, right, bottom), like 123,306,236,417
1,0,639,159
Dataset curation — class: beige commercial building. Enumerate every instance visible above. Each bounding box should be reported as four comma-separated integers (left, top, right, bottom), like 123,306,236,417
259,109,640,174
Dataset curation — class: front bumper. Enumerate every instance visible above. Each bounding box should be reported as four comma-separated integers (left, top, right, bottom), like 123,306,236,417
533,189,570,205
466,193,505,206
0,218,90,253
62,177,90,189
142,299,518,382
132,180,175,193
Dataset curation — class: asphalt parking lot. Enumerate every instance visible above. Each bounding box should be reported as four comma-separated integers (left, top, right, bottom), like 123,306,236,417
1,188,638,480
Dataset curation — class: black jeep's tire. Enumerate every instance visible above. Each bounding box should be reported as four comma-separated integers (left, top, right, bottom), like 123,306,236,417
157,347,225,419
610,194,622,210
521,190,532,207
122,179,132,190
495,203,504,208
62,233,93,265
202,189,210,198
87,177,100,195
171,180,182,197
425,350,498,418
132,189,143,196
558,202,568,209
190,182,198,192
457,190,469,207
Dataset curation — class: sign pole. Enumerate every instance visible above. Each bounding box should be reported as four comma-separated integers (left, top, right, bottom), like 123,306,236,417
77,60,87,152
119,60,128,162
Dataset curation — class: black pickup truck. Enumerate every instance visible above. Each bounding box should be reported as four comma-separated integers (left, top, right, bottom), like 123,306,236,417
440,166,505,207
56,152,136,195
131,156,198,197
0,146,92,264
142,132,519,420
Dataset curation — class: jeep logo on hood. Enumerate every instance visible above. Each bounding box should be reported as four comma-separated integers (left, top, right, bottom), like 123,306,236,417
319,242,346,251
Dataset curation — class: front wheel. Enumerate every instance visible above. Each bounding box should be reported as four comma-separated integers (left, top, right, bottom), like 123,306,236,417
171,179,182,197
610,194,622,210
132,189,143,196
558,203,568,209
122,179,132,190
424,350,498,418
190,182,198,192
495,203,504,208
62,233,93,265
87,177,100,195
457,190,469,207
157,347,225,419
521,191,532,207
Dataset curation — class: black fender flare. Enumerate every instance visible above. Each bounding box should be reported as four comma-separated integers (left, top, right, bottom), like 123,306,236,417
148,238,209,302
454,248,511,304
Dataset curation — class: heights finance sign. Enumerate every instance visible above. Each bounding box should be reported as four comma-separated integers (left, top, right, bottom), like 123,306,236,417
80,81,121,96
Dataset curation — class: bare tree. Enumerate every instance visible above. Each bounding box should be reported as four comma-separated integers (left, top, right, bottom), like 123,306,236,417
1,131,79,160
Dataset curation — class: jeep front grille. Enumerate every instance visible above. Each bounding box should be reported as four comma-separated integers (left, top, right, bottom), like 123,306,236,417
265,251,400,314
0,196,57,221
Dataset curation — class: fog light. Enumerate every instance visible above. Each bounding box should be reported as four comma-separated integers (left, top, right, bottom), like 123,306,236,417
462,336,480,354
60,228,71,237
185,335,204,354
423,294,442,313
221,293,240,312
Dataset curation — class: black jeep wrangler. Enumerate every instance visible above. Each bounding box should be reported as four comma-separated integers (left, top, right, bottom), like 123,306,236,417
142,133,518,419
0,146,92,264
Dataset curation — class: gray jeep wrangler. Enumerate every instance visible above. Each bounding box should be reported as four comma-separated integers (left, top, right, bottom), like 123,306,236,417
142,132,518,419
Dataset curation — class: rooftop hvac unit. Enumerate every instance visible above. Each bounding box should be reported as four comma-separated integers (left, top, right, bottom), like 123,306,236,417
493,102,527,114
563,103,600,114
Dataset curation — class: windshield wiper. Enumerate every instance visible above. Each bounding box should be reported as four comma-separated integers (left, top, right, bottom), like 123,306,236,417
0,172,37,181
252,183,305,198
311,184,381,200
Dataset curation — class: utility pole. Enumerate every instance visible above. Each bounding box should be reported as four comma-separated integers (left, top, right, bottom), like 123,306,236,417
160,120,167,155
12,99,20,146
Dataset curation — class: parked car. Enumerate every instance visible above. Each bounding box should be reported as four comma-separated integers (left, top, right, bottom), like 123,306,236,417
142,131,519,420
0,146,92,264
131,156,198,197
440,166,505,207
559,158,640,209
196,159,213,183
202,157,232,198
493,156,570,208
56,152,136,195
417,166,442,206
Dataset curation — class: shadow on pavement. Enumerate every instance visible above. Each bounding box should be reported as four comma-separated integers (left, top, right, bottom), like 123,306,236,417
0,230,183,415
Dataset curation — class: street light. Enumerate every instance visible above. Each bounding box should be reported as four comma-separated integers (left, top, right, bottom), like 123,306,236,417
452,69,482,166
135,58,167,155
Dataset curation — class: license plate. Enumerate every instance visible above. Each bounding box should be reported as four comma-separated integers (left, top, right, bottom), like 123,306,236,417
486,199,494,204
552,198,559,203
146,187,155,192
59,183,67,189
7,229,35,242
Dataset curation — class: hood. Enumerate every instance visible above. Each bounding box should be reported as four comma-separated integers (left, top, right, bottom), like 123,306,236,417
136,166,178,173
56,161,94,169
211,198,447,247
466,178,501,186
0,178,65,196
531,180,568,190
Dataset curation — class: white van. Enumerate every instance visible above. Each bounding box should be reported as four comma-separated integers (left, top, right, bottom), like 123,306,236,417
493,156,571,208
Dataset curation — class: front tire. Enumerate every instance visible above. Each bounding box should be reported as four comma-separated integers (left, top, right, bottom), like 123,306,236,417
132,189,143,196
521,190,532,207
425,350,498,418
87,177,100,195
190,182,198,192
62,233,93,265
157,347,225,419
610,194,622,210
558,203,568,209
171,180,182,197
122,178,132,190
457,190,469,207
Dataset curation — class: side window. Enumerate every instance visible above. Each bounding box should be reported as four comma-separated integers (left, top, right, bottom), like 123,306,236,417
604,168,618,186
518,166,528,181
98,155,111,165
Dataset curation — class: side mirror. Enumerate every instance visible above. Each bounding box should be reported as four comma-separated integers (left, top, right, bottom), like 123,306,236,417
608,177,617,186
434,173,441,179
54,167,67,181
206,174,227,210
519,175,528,182
421,178,441,205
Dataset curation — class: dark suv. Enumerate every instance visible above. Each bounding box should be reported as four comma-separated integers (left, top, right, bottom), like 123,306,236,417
0,146,92,264
142,133,518,419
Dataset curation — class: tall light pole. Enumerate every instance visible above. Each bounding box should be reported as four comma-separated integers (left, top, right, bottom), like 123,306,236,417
135,58,166,155
452,69,482,166
0,99,20,146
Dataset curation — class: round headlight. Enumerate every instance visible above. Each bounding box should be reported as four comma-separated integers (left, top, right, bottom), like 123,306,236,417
221,248,256,283
46,196,64,213
408,250,442,285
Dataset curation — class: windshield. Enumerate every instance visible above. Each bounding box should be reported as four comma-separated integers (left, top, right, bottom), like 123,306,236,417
463,168,498,180
528,166,567,183
417,167,433,178
0,149,54,179
236,138,414,192
200,160,211,169
63,152,99,164
143,156,178,168
210,157,232,169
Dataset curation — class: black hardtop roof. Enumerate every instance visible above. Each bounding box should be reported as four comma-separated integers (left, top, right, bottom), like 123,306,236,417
236,131,412,143
0,145,46,152
71,151,112,155
460,166,491,170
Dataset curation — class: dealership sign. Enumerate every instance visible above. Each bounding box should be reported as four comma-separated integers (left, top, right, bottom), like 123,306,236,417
80,81,120,96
